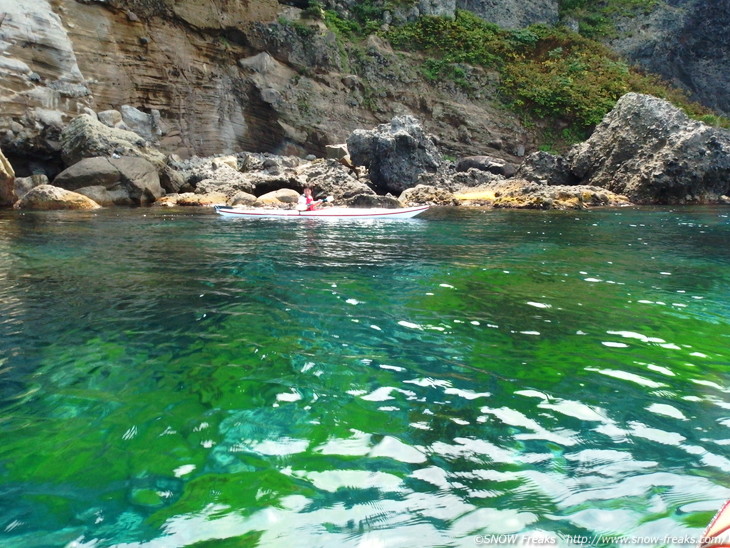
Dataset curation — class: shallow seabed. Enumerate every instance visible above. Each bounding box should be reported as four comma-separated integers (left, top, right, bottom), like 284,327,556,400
0,206,729,547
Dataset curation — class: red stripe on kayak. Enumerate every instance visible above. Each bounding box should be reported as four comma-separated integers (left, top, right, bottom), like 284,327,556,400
701,499,730,548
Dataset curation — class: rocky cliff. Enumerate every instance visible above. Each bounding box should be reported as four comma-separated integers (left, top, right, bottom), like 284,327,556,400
0,0,534,180
0,0,727,183
609,0,730,118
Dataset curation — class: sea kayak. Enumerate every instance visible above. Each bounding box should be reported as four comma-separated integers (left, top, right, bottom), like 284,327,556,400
700,499,730,547
214,205,429,219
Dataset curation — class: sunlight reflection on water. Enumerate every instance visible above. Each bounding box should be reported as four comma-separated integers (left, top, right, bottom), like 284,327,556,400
0,207,728,547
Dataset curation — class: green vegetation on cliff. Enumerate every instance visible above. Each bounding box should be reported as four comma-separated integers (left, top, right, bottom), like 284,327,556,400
385,10,722,141
558,0,659,38
319,2,727,148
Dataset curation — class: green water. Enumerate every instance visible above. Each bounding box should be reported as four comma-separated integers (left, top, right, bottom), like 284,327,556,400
0,206,729,548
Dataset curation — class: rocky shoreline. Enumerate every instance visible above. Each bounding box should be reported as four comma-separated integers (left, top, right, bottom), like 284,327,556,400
1,93,729,212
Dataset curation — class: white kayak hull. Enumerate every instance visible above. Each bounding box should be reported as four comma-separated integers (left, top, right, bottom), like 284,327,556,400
214,205,429,219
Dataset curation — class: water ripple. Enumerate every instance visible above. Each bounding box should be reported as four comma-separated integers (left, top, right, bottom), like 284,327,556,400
0,207,728,546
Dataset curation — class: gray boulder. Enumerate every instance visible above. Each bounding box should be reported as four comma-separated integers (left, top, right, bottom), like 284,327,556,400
60,114,165,168
159,166,191,194
120,105,164,141
568,93,730,203
97,110,123,128
13,174,50,201
515,151,578,186
347,116,442,195
296,159,370,199
53,156,163,206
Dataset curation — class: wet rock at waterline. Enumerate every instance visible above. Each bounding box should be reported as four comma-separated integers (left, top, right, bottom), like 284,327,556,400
14,184,101,210
53,156,163,206
567,93,730,204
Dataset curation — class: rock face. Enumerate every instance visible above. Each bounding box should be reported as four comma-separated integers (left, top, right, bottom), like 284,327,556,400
14,184,101,210
567,93,730,203
0,0,92,171
454,0,559,29
0,0,530,179
347,116,442,195
382,0,559,28
610,0,730,117
53,156,163,205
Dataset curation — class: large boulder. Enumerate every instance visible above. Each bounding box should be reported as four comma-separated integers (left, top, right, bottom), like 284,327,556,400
515,151,578,186
119,105,164,141
53,156,163,206
567,93,730,203
347,116,442,195
0,148,16,207
14,185,101,210
295,159,371,200
255,188,300,207
60,115,165,168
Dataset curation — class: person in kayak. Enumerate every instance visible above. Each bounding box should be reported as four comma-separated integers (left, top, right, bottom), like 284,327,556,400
298,187,322,211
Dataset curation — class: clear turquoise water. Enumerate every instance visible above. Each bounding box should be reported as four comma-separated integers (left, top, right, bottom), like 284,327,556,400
0,206,729,547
